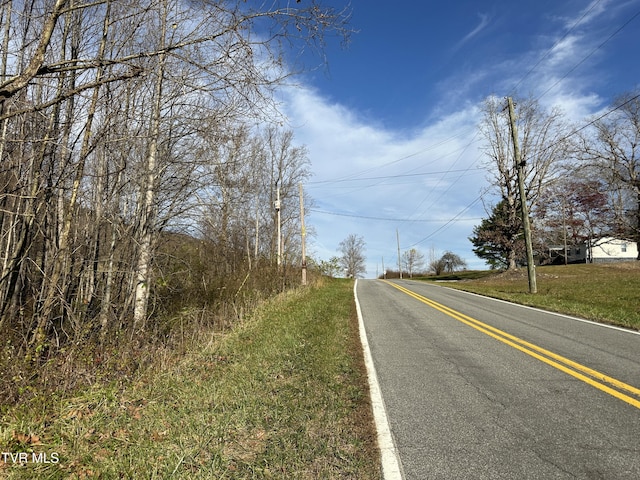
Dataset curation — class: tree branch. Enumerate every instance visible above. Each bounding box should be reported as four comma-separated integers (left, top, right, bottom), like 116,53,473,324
0,0,69,99
0,67,143,121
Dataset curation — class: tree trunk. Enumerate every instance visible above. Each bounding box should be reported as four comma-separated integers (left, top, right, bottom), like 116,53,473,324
32,4,110,348
132,12,167,331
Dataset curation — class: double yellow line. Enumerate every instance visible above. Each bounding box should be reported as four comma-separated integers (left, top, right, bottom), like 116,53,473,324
385,281,640,410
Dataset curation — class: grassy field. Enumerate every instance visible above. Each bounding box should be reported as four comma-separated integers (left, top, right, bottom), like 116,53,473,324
422,262,640,331
0,279,380,479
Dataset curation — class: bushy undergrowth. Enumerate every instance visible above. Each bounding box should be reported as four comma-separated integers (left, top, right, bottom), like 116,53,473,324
0,232,308,412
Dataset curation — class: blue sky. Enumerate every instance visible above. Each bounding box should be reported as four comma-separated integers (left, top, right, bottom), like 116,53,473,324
279,0,640,277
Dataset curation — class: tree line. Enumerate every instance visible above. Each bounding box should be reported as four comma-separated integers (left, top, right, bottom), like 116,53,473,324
0,0,349,364
471,93,640,269
328,234,467,280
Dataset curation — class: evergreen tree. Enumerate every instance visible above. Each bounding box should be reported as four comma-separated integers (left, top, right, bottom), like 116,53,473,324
470,200,524,269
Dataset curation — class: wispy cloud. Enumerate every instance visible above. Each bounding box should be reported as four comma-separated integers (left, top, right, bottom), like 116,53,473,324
566,0,611,28
525,0,638,111
456,13,491,49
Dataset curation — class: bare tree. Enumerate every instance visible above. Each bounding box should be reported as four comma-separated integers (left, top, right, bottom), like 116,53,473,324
580,92,640,259
431,251,467,275
479,96,570,269
533,177,612,264
0,0,351,353
264,127,311,267
338,234,366,278
195,124,310,278
402,248,425,278
33,0,117,346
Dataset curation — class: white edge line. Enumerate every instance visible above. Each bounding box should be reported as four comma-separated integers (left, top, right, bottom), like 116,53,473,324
424,281,640,336
354,279,404,480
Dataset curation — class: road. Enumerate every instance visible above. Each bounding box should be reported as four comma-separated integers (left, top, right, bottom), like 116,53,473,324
356,279,640,480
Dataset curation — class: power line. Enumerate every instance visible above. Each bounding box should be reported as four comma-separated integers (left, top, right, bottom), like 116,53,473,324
305,136,482,202
538,91,640,158
509,0,604,96
310,208,481,224
404,132,483,225
308,125,476,185
402,193,486,249
308,4,640,254
534,7,640,103
307,166,484,186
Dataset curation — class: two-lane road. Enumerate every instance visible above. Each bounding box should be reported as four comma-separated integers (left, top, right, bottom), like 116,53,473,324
356,279,640,479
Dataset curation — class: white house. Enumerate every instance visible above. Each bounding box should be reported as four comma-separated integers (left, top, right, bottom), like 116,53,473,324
588,237,638,263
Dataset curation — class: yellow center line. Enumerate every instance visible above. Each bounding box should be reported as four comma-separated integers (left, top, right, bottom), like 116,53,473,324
384,281,640,410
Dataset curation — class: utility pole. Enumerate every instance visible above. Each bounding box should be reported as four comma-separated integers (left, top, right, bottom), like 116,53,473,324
562,197,568,266
298,183,307,286
396,228,402,279
382,256,386,279
254,195,259,262
275,181,281,268
507,97,537,294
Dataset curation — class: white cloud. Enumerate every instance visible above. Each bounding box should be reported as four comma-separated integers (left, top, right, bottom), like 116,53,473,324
566,0,612,28
280,86,488,275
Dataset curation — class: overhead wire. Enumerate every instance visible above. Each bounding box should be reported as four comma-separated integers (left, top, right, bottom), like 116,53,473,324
402,193,486,249
403,131,482,226
308,124,476,186
305,129,481,203
537,91,640,158
533,7,640,103
307,166,484,185
509,0,604,96
500,4,640,161
309,208,482,224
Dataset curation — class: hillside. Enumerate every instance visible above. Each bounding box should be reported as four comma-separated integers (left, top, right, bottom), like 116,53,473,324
424,262,640,331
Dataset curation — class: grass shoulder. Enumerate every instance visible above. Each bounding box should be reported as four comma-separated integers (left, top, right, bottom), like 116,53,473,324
0,278,380,479
416,262,640,331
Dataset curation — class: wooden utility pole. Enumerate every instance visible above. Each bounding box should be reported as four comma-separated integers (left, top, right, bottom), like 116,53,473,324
562,197,568,266
507,97,537,294
396,229,402,279
298,183,307,285
275,182,281,268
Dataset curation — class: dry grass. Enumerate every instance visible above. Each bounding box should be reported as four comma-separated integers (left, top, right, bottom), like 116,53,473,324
0,279,381,479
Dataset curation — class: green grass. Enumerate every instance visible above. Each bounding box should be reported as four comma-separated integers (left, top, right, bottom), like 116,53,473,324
425,262,640,330
0,278,380,479
414,270,497,282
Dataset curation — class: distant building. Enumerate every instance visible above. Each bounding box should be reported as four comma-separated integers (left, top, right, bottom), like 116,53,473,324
547,244,589,264
547,237,637,264
588,237,638,263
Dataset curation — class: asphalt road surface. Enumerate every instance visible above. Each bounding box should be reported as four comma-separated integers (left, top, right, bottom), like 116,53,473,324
356,279,640,480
